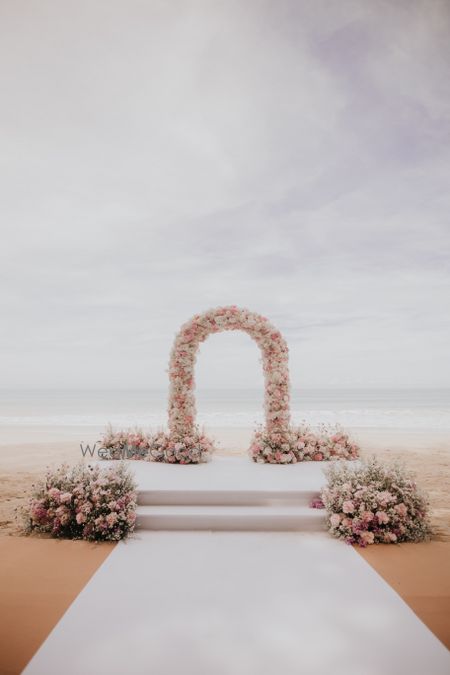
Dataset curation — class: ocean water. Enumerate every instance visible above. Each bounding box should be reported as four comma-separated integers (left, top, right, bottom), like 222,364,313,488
0,388,450,431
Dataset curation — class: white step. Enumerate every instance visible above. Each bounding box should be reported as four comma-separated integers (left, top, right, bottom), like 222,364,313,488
100,456,328,494
137,488,318,506
136,504,327,532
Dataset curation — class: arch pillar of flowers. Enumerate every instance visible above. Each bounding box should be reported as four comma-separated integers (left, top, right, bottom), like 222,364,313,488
169,306,290,436
165,306,293,463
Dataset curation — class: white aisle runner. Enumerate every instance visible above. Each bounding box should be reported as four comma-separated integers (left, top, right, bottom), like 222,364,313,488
24,531,449,675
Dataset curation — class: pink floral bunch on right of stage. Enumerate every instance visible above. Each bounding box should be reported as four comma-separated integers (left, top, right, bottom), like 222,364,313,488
320,457,431,546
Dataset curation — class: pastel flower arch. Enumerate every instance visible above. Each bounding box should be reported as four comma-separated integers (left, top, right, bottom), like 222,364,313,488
100,306,360,463
168,306,291,440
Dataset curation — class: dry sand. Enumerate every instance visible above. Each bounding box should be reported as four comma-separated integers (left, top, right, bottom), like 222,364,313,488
357,541,450,649
0,537,114,675
0,440,81,537
354,429,450,542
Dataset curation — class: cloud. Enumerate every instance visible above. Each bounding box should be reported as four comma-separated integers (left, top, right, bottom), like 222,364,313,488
0,0,449,388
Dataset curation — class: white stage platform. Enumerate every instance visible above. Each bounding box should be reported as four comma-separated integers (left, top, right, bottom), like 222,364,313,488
112,457,328,531
24,531,450,675
125,456,327,498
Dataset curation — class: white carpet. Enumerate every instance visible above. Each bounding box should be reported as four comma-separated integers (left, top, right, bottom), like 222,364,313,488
24,531,449,675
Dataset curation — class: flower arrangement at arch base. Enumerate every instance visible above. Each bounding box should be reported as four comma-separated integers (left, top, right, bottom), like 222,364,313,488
100,425,215,464
249,424,359,464
99,423,359,464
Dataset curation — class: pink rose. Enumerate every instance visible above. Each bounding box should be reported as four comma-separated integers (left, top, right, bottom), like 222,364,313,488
313,453,323,461
342,500,355,514
106,513,118,526
330,514,341,528
376,511,389,525
360,531,375,545
377,491,393,506
394,503,407,518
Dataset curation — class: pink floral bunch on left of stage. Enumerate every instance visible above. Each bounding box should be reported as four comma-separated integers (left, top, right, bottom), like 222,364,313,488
24,462,137,541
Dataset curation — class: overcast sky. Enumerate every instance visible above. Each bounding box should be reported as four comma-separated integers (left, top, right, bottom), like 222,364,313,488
1,0,449,391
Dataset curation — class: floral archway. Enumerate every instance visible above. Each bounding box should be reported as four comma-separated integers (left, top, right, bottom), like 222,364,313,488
101,305,360,464
168,306,290,438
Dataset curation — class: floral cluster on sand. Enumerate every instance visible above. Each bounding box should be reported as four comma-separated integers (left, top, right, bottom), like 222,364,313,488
101,423,358,465
100,426,213,464
23,462,137,541
100,426,153,460
250,424,360,463
297,425,360,461
317,457,431,546
249,427,299,463
147,428,214,464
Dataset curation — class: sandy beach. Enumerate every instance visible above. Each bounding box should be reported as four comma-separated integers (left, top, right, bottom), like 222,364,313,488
3,0,450,669
0,425,448,673
1,427,448,541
